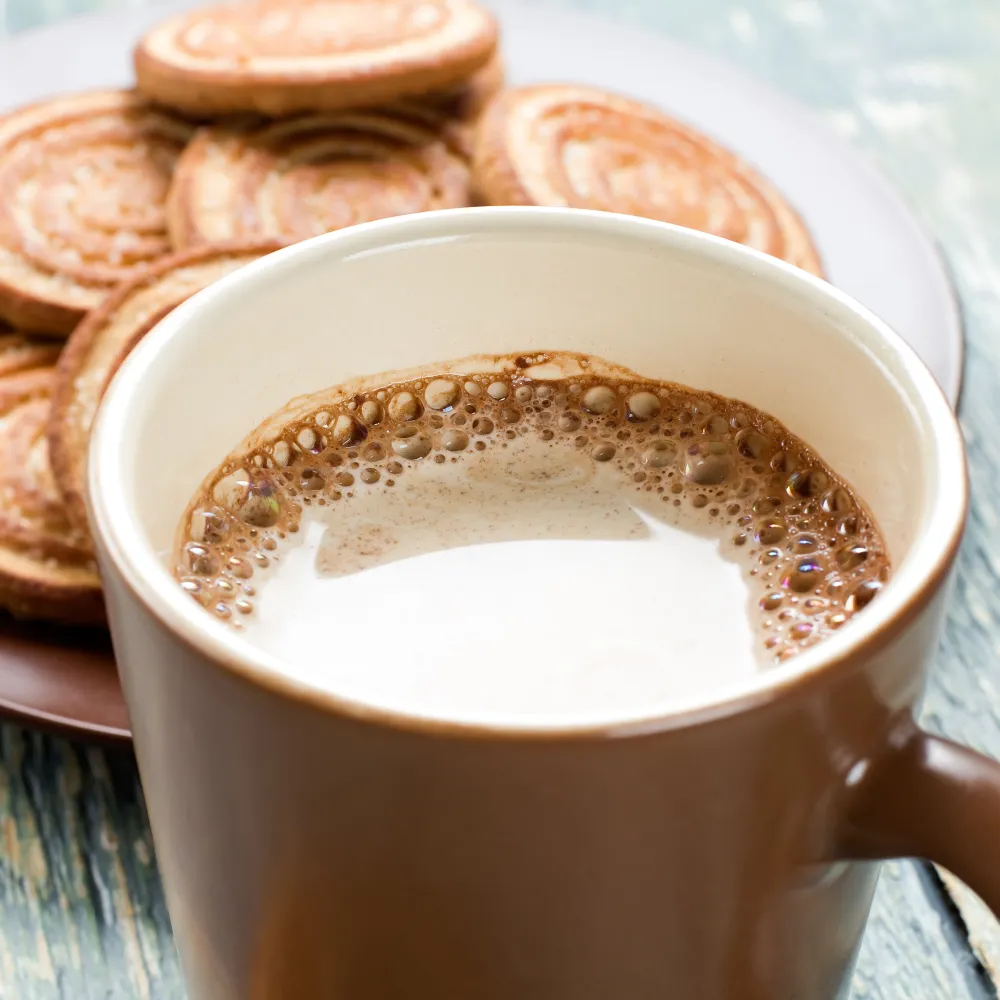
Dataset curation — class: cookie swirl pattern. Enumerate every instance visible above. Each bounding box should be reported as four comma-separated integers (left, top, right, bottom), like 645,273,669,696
135,0,499,117
0,90,195,335
474,86,823,275
0,365,103,624
167,111,471,247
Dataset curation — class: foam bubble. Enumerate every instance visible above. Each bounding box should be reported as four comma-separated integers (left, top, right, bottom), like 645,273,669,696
582,385,617,414
388,392,422,422
332,415,364,446
392,430,432,460
642,440,677,468
683,442,732,485
442,429,469,452
425,379,459,411
361,400,384,425
627,391,660,421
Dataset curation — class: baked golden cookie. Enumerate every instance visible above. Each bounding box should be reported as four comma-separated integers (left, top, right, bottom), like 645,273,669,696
0,364,104,624
49,243,282,534
418,49,504,121
388,50,504,160
134,0,499,118
0,328,62,376
0,90,195,337
167,111,471,248
473,85,823,275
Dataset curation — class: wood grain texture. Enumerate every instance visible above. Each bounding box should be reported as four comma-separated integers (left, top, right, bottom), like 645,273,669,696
0,730,182,998
2,0,1000,997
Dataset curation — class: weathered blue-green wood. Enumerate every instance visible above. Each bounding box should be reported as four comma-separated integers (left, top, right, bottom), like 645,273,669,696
0,730,184,998
2,0,999,997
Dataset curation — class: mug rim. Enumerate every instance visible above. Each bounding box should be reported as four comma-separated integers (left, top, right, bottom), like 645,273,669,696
87,207,968,738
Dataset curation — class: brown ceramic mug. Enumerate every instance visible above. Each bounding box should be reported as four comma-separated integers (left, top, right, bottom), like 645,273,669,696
87,209,999,1000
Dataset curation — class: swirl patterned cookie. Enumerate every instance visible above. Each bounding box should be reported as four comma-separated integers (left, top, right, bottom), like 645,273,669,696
416,49,504,121
0,364,104,624
49,243,282,535
167,111,471,248
473,85,823,276
135,0,499,117
0,90,195,336
0,328,61,377
387,50,504,160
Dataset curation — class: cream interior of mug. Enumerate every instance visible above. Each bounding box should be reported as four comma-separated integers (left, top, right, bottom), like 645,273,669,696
89,209,965,725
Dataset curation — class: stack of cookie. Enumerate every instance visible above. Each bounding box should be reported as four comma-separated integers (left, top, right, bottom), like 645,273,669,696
0,0,821,626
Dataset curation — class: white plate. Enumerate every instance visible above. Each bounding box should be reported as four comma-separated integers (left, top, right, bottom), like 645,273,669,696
0,0,963,403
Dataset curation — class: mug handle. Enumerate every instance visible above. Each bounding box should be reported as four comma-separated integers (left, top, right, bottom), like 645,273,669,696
840,718,1000,915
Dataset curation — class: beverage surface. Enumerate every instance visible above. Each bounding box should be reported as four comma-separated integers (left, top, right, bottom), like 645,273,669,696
173,352,888,724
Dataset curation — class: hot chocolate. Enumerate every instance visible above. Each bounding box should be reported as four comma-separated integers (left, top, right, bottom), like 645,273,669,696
173,352,889,724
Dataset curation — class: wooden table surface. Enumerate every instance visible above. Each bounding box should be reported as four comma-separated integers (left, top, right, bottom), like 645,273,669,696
2,0,1000,997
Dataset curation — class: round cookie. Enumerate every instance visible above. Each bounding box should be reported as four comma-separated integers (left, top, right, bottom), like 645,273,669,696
49,243,282,534
473,85,824,276
0,365,104,624
167,111,471,248
134,0,499,117
389,50,504,160
0,90,196,336
0,328,62,376
418,49,505,121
